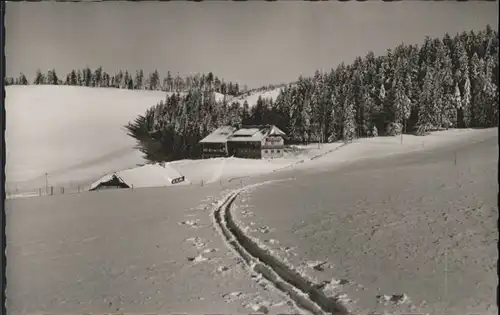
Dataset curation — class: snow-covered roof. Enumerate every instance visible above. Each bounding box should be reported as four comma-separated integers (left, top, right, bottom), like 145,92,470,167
268,125,286,137
232,128,260,136
199,126,237,144
227,125,286,142
89,163,184,190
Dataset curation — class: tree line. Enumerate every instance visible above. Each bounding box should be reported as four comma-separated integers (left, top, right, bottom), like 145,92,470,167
126,25,498,162
10,26,498,163
5,68,245,96
128,25,498,162
268,25,498,143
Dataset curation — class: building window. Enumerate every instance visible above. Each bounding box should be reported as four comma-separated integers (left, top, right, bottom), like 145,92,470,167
264,150,268,154
271,150,274,153
277,150,280,153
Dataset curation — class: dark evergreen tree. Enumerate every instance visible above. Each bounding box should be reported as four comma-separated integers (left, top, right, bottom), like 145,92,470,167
134,70,144,90
33,69,45,85
76,70,83,86
5,77,14,85
46,69,59,85
18,73,28,85
93,66,103,87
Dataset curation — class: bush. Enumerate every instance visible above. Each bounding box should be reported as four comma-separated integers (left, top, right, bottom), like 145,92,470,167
385,122,402,136
371,126,378,137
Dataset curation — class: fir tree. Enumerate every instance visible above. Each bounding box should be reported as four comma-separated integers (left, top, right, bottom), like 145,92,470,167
47,69,59,85
342,97,356,141
148,70,160,90
76,70,83,86
93,66,103,87
33,69,45,85
166,71,173,92
5,77,14,85
69,70,77,85
135,70,144,90
18,73,28,85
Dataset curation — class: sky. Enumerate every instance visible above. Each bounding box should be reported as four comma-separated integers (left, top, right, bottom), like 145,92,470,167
5,1,499,89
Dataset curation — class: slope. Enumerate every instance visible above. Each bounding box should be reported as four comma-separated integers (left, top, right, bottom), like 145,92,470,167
5,85,168,192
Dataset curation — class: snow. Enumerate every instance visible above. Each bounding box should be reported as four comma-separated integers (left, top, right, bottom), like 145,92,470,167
89,163,185,190
6,121,497,314
231,128,498,315
5,85,322,198
199,126,237,143
295,128,498,173
6,183,298,315
5,86,234,196
5,85,168,193
229,88,282,108
6,82,491,201
214,92,227,103
166,151,310,186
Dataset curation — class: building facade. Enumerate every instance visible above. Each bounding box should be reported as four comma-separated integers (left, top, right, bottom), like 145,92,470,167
261,134,285,159
199,125,287,160
226,125,286,159
199,126,237,159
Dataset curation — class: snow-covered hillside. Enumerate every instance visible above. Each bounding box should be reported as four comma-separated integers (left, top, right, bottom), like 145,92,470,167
8,84,491,199
5,85,169,191
229,87,282,108
3,84,304,196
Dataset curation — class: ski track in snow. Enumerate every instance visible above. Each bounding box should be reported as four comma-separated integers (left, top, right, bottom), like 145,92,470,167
211,178,354,315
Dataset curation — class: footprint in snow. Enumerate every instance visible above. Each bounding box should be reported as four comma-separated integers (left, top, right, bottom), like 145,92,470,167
258,226,271,234
307,260,332,271
264,239,279,245
317,278,351,292
376,293,409,305
202,248,217,253
223,291,246,303
187,254,209,263
185,237,206,248
242,226,257,233
216,265,231,273
331,293,352,305
179,220,201,228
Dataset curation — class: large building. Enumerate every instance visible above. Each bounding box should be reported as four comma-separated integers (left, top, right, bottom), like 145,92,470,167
199,126,237,159
227,125,286,159
199,124,286,159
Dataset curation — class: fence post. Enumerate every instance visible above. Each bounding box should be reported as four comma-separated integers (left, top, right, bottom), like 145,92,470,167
50,186,54,196
39,188,42,196
201,180,204,187
78,186,81,193
61,187,65,194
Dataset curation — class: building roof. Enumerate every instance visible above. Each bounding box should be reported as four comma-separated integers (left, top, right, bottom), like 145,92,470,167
199,126,237,143
232,128,261,136
227,125,286,142
89,164,184,190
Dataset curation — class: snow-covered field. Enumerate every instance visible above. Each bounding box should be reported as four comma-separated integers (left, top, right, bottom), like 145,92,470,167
6,125,496,315
167,142,346,187
6,85,497,314
5,85,326,198
5,183,298,315
5,85,169,192
231,128,498,315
